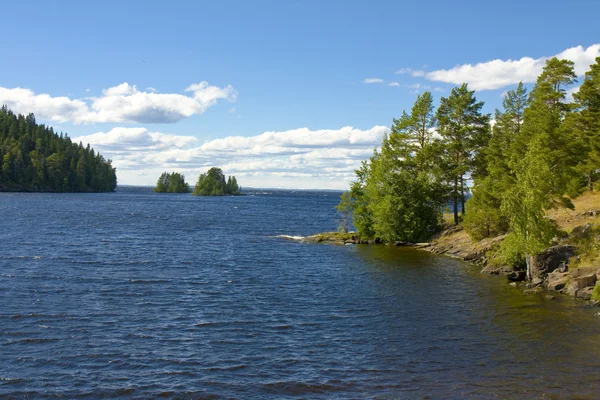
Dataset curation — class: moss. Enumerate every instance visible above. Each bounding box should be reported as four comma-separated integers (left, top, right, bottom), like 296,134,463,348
591,282,600,302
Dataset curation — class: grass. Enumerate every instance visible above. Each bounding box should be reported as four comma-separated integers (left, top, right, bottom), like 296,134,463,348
548,190,600,270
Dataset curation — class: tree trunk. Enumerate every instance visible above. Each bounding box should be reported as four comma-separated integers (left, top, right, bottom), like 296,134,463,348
453,177,459,225
526,253,531,281
589,171,594,192
460,175,465,217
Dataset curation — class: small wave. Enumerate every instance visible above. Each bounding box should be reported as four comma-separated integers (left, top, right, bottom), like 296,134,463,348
208,364,247,371
275,235,305,241
262,380,343,395
4,338,59,345
128,279,171,284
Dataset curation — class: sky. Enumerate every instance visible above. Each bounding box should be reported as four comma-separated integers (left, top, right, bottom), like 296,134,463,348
1,0,599,189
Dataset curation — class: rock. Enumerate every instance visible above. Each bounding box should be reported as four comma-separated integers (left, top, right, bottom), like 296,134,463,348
509,282,517,287
575,273,597,290
531,278,543,286
576,287,594,300
507,270,526,281
547,272,569,291
545,295,555,300
548,279,568,291
529,245,576,280
570,223,593,240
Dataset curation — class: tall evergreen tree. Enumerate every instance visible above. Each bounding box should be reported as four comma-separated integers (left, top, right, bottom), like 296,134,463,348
569,56,600,191
437,84,491,224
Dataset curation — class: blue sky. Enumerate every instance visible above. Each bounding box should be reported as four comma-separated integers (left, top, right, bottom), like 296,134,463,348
1,0,599,188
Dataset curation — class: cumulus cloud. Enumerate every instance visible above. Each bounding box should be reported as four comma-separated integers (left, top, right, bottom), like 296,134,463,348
0,81,237,124
388,81,401,87
363,78,384,84
72,125,388,189
425,44,600,90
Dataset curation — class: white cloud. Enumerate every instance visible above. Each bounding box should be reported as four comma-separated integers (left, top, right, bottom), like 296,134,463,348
363,78,384,84
425,44,600,91
388,81,401,87
566,85,580,102
396,68,425,77
0,81,237,124
72,125,388,189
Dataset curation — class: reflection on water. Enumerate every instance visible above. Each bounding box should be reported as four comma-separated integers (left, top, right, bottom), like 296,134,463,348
0,189,599,399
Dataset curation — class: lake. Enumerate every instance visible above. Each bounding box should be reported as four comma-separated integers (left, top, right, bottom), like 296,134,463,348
1,188,599,399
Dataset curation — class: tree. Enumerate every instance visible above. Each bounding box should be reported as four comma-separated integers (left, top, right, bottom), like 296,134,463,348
0,107,117,192
193,167,241,196
570,56,600,191
437,84,491,224
336,191,353,233
347,93,446,242
463,83,528,239
154,172,191,193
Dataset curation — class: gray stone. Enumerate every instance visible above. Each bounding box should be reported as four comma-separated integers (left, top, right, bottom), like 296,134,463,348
575,273,597,290
547,270,569,291
571,223,593,239
529,245,576,280
509,282,517,287
531,278,543,286
576,287,594,300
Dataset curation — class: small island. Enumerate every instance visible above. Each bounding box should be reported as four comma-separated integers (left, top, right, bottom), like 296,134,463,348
0,106,117,192
193,167,241,196
154,172,191,193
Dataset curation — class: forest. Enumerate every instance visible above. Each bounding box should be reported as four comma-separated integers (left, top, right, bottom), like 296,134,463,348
0,106,117,192
340,56,600,268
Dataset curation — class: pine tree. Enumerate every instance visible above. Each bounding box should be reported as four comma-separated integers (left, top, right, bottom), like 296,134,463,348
437,84,491,224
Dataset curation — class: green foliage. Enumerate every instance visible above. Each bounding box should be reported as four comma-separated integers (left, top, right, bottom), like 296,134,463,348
193,167,241,196
154,172,190,193
463,177,509,240
570,57,600,191
592,283,600,302
336,191,353,233
348,92,446,243
0,106,116,192
437,83,491,225
500,136,560,263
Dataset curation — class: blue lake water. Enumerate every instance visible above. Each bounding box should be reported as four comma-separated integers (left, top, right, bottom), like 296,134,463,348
1,188,600,399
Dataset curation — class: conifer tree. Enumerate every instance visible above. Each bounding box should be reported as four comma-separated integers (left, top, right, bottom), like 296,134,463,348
437,84,491,224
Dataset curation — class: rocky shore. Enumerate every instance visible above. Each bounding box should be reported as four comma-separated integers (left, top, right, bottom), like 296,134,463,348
282,192,600,304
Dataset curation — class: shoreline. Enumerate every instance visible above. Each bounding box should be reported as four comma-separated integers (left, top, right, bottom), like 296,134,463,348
281,223,600,306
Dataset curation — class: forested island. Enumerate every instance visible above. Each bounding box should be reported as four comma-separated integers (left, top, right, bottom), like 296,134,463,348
0,106,117,192
193,167,241,196
333,56,600,300
154,172,191,193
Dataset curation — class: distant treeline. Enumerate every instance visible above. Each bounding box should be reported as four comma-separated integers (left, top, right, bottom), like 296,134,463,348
0,106,117,192
154,167,241,196
339,56,600,267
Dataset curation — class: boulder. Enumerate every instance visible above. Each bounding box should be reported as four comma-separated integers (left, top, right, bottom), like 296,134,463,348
570,223,593,240
529,245,576,280
576,287,594,300
547,271,569,291
548,278,568,291
507,270,526,282
574,273,597,290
